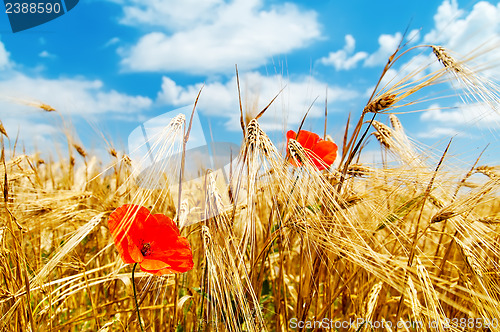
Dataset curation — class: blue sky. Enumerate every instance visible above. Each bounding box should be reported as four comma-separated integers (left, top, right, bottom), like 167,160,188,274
0,0,499,166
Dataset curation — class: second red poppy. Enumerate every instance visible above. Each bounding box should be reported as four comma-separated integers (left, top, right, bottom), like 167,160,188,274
286,130,338,171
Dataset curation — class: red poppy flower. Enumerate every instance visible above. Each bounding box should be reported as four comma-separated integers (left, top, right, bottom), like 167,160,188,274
286,130,338,171
108,204,194,275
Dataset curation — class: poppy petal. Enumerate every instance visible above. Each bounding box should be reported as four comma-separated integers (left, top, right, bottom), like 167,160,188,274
140,258,170,271
145,260,194,275
314,141,338,160
108,204,194,274
127,235,144,263
108,205,149,264
297,130,320,150
109,205,151,238
149,238,193,263
321,151,337,166
153,213,180,235
114,240,136,264
141,267,176,275
285,130,338,171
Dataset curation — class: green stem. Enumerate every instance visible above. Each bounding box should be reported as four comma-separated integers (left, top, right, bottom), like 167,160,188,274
132,263,145,332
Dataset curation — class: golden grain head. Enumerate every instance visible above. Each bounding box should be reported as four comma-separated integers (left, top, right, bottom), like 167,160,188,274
364,94,397,114
201,225,212,248
363,282,383,321
287,138,307,165
431,45,461,73
459,242,484,279
372,120,393,137
245,119,260,141
0,121,8,138
428,195,445,209
389,114,403,132
39,103,57,112
478,216,500,224
109,148,118,158
431,210,456,223
340,194,362,209
347,164,372,177
170,113,186,131
243,118,274,156
371,120,394,149
73,144,87,158
476,166,499,179
373,131,392,149
122,154,132,166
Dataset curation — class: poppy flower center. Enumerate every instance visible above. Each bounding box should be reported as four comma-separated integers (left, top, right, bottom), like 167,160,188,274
140,241,153,256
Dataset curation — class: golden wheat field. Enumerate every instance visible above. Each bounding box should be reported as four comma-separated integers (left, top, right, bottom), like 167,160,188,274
1,43,500,332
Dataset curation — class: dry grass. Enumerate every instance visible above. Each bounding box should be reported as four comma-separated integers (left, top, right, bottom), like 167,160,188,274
1,44,500,332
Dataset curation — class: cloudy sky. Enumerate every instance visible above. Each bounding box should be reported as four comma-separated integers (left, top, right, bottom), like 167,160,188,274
0,0,499,165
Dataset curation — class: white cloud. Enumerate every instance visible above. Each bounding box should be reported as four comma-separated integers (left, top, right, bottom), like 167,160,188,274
343,34,355,53
368,0,500,138
0,72,154,154
1,39,152,118
39,51,56,58
376,52,437,91
364,32,402,67
424,0,500,69
118,0,224,30
1,116,59,143
0,22,161,155
424,0,464,46
319,0,500,76
420,103,500,128
156,72,359,131
355,149,398,165
319,30,421,71
0,40,11,69
0,73,152,115
416,127,462,139
104,37,120,48
118,0,321,74
319,35,368,71
407,29,421,44
334,0,500,135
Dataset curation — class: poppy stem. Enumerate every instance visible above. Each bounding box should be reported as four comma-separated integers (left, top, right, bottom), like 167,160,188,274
132,263,145,332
